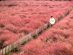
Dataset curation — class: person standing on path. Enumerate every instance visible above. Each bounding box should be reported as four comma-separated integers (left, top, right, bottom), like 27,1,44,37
49,16,56,27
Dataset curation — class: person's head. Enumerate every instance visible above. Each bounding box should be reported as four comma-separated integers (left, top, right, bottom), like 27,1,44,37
51,16,53,18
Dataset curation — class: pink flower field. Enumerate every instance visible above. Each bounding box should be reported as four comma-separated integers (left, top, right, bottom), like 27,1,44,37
0,0,73,55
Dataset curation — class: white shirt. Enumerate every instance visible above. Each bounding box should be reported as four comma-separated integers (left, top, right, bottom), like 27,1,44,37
49,17,56,25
